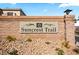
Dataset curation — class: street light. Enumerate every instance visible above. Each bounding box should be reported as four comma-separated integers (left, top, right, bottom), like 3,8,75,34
64,9,72,41
64,9,72,15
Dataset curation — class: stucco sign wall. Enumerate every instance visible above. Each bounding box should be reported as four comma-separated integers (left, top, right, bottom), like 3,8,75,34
0,15,75,55
20,22,58,33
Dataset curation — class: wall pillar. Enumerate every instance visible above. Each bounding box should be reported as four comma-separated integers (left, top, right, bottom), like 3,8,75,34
64,15,75,48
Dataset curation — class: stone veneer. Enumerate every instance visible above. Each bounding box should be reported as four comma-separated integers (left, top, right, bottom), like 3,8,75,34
0,15,76,55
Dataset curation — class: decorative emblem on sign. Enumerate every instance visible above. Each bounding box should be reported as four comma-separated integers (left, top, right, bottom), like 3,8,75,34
36,23,42,28
20,22,58,34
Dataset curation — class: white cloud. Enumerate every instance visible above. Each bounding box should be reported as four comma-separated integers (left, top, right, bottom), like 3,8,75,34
9,3,16,5
0,0,79,3
59,3,79,8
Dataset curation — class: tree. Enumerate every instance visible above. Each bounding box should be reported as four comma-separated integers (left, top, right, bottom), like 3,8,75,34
0,8,3,16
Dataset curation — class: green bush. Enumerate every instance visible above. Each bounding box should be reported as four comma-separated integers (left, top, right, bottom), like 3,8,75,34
26,38,32,42
62,41,70,49
6,35,16,42
45,42,51,45
73,48,79,54
8,49,18,55
55,48,64,55
55,48,60,51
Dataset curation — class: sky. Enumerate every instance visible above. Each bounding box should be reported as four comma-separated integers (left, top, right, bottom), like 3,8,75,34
0,3,79,16
0,3,79,26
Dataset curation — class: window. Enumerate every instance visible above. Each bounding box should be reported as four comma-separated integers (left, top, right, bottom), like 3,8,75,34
7,12,13,16
14,13,17,16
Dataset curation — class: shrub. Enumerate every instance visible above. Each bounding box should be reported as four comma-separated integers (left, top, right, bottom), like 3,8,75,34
73,47,79,54
62,41,70,49
6,35,16,42
8,49,18,55
55,48,60,51
45,42,51,45
55,48,64,55
26,38,32,42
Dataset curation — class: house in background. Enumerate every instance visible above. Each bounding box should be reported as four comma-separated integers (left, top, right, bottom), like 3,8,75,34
0,8,26,16
75,26,79,46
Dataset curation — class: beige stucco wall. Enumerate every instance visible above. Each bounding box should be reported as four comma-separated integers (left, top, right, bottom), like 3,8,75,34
0,15,75,55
